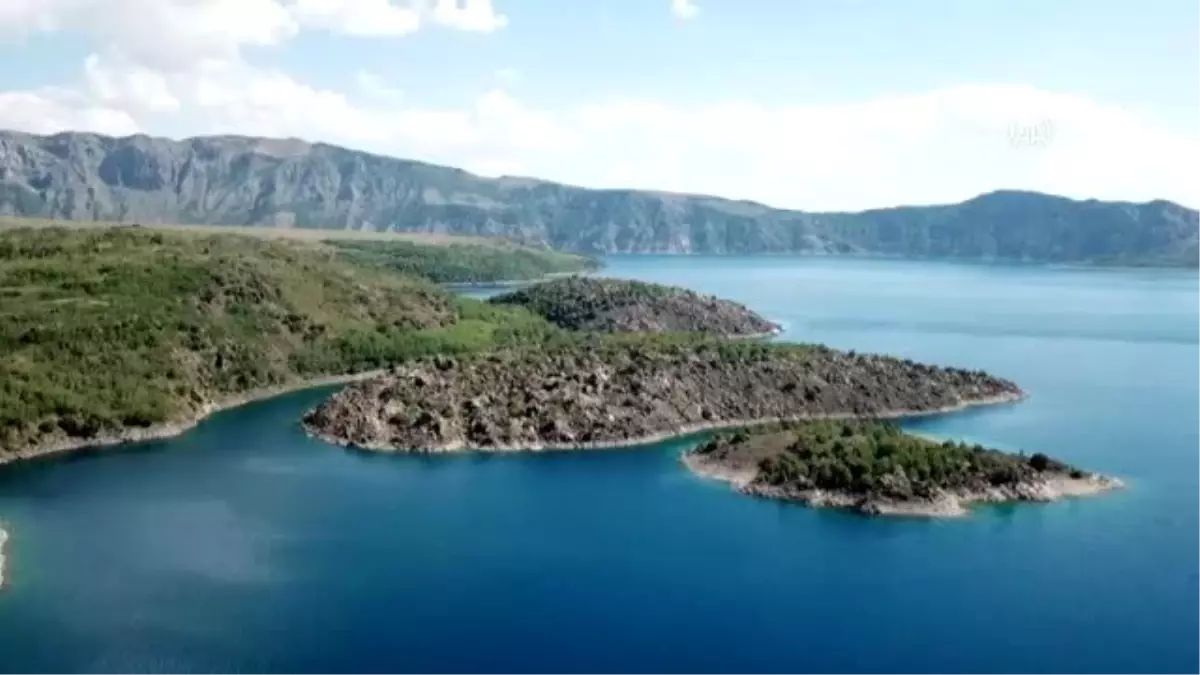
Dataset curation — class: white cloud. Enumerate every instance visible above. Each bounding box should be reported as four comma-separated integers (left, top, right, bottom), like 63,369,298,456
0,88,139,136
430,0,508,32
84,54,181,114
670,0,700,20
0,0,300,70
0,0,506,68
290,0,420,37
0,55,1195,210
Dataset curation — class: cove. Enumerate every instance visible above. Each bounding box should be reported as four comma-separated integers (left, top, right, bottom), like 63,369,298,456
0,256,1196,673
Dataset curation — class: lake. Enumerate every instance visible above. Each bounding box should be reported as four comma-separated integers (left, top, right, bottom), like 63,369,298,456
0,256,1196,673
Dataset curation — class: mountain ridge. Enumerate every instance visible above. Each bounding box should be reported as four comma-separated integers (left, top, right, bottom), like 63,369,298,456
2,129,1196,266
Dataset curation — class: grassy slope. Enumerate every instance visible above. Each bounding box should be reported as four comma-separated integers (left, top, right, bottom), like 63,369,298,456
0,226,559,455
329,239,599,284
0,217,600,284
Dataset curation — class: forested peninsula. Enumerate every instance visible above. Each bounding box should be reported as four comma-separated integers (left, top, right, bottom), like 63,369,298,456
684,421,1122,517
0,226,582,461
488,276,780,336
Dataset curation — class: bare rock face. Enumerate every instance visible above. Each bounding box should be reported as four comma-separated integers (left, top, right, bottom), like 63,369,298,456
2,130,1195,265
302,340,1023,452
489,277,781,337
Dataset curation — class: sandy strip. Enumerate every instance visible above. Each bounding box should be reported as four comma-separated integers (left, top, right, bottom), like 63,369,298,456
306,391,1026,453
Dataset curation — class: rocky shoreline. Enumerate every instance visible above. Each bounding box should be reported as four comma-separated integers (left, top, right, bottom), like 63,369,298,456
0,526,8,589
684,451,1122,517
0,370,389,467
302,340,1025,453
307,391,1024,453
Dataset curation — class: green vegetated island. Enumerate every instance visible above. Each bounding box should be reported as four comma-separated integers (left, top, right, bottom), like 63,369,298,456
489,276,780,336
1,129,1196,266
684,421,1121,517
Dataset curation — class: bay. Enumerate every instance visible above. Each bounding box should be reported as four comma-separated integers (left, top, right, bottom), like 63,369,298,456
1,256,1196,673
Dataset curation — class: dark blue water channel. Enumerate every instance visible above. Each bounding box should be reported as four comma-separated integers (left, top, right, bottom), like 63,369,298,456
1,256,1196,673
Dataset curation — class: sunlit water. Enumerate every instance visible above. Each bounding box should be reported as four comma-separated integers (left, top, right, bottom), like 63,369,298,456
1,256,1196,673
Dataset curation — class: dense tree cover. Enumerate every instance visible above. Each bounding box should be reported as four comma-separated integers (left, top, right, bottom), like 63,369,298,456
696,420,1083,498
327,239,598,284
0,227,563,454
489,276,778,335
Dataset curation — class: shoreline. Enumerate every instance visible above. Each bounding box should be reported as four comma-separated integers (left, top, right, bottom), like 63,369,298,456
305,390,1026,454
0,526,7,589
441,270,595,290
681,450,1124,518
0,369,391,468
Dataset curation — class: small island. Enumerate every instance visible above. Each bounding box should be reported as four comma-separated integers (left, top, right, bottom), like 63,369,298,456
489,277,780,337
302,337,1023,452
684,421,1121,517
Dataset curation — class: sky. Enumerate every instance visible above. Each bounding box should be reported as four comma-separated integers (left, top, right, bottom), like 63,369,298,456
0,0,1196,211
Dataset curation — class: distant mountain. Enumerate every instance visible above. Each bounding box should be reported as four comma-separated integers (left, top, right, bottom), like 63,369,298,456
1,130,1196,266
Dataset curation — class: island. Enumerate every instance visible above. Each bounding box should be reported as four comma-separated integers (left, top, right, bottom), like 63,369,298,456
489,276,780,337
683,421,1121,517
301,337,1023,452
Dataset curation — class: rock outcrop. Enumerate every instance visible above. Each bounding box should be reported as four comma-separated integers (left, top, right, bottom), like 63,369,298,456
489,277,780,336
301,340,1023,452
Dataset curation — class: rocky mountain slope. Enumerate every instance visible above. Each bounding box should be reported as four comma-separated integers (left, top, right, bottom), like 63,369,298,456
2,130,1196,265
489,277,779,336
301,338,1023,452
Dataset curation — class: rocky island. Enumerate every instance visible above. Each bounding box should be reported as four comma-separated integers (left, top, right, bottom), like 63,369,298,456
489,277,780,337
684,420,1121,517
301,337,1023,452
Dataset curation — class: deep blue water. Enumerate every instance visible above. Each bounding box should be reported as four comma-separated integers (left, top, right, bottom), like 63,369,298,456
1,256,1197,673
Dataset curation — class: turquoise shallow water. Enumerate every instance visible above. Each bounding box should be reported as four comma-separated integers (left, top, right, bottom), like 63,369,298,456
1,256,1197,673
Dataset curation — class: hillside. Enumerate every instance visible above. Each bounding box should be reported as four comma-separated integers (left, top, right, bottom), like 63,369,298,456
684,420,1121,516
0,226,559,459
302,336,1023,452
329,240,598,284
489,277,779,336
1,130,1196,266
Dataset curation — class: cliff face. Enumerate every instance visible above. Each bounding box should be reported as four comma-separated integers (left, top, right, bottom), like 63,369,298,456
301,340,1023,452
488,277,780,336
2,130,1196,265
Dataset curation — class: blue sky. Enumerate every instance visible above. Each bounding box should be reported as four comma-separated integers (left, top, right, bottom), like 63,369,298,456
0,0,1196,210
